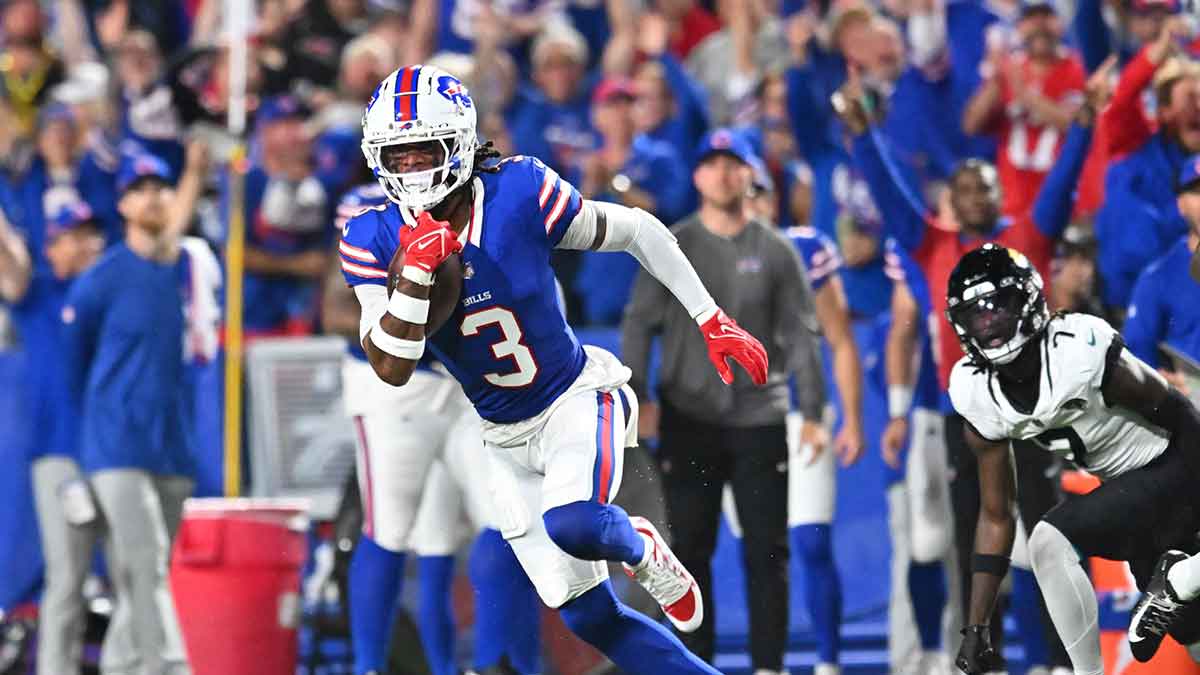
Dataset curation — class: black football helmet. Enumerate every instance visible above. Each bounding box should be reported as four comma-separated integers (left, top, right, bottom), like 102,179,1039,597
945,243,1048,366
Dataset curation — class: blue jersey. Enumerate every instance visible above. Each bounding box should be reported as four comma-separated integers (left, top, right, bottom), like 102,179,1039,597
223,165,335,333
61,244,194,476
1124,238,1200,369
786,225,842,292
336,183,390,362
882,238,942,411
339,156,586,423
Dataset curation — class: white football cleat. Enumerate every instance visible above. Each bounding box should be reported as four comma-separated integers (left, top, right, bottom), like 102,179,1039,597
623,516,703,633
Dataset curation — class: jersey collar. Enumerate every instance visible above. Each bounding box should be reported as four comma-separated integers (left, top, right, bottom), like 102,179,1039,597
457,176,485,250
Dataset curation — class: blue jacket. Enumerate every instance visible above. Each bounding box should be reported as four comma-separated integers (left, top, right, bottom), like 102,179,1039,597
643,53,710,168
1095,133,1190,309
507,85,596,187
1124,238,1200,369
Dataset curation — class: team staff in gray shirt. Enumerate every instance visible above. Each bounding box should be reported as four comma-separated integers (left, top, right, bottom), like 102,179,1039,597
620,129,825,673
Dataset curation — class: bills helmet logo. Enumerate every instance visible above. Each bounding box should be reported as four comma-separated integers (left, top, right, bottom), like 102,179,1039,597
437,76,473,109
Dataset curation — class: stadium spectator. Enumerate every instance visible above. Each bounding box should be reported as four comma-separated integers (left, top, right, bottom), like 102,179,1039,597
686,0,789,125
657,0,722,61
508,23,596,185
1049,224,1103,316
1072,0,1197,70
0,0,65,136
60,154,197,675
113,29,185,174
621,128,825,673
279,0,369,99
410,0,569,70
573,77,691,325
1,104,122,247
224,95,333,337
1096,55,1200,314
623,13,710,167
962,1,1087,220
1123,157,1200,380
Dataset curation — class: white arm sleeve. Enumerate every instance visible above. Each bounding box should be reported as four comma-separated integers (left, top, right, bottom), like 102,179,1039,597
354,284,389,343
558,200,717,322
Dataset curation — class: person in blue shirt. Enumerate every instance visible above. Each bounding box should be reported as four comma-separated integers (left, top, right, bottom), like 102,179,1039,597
223,95,335,336
626,17,711,168
347,65,770,675
506,24,597,185
879,237,953,674
1124,156,1200,378
0,199,105,675
573,78,692,326
782,224,865,675
60,154,195,675
1,104,123,249
1095,59,1200,314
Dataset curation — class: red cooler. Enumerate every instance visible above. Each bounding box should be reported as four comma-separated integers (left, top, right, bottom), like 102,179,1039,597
170,498,310,675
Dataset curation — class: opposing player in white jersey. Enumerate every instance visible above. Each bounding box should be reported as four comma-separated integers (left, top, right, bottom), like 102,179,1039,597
945,244,1200,674
342,64,768,674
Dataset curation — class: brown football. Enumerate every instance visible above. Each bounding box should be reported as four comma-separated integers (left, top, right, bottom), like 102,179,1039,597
386,249,464,337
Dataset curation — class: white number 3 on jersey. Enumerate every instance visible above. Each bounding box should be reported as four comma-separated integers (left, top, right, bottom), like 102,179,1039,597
461,307,538,387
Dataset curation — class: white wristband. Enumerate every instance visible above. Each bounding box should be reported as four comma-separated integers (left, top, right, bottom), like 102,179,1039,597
888,385,914,419
401,265,434,286
369,317,426,360
387,290,430,324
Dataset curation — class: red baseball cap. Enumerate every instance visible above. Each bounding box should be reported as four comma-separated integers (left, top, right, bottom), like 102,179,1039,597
1130,0,1179,13
591,78,636,106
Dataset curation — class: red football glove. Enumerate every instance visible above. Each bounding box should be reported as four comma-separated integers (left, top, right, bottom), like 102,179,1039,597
399,212,463,279
700,309,769,385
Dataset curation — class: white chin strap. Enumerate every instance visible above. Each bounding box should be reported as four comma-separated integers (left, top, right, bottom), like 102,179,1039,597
382,167,451,212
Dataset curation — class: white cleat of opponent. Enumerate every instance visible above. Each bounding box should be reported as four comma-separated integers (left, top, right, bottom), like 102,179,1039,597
623,516,704,633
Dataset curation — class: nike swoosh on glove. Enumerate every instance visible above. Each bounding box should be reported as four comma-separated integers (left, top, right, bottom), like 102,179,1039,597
400,211,463,274
955,625,1004,674
699,309,769,386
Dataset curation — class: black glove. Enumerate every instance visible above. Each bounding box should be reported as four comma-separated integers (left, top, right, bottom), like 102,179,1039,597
956,624,1005,674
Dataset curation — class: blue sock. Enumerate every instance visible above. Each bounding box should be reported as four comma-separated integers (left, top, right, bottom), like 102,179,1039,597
349,535,406,675
469,528,542,674
542,501,645,565
417,555,457,675
907,560,946,650
791,524,842,664
1011,566,1049,666
559,581,719,675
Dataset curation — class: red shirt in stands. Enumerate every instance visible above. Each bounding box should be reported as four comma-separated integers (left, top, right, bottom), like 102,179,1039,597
669,6,721,59
996,52,1086,218
915,218,1055,389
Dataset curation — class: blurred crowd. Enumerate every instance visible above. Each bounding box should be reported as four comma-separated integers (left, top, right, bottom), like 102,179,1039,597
0,0,1194,350
1,0,1200,672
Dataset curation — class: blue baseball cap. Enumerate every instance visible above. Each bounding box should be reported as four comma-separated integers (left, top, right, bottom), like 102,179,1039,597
696,128,757,167
1019,0,1057,16
117,153,172,193
37,102,76,130
1178,154,1200,193
45,201,96,240
255,95,310,132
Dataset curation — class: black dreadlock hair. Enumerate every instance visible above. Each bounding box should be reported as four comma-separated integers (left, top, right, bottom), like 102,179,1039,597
473,141,503,175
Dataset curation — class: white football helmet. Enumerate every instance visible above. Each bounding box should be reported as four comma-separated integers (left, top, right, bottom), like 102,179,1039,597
361,65,478,212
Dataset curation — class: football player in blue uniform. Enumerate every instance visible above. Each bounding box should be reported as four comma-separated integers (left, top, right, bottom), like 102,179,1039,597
330,181,541,675
340,65,769,675
881,238,954,674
